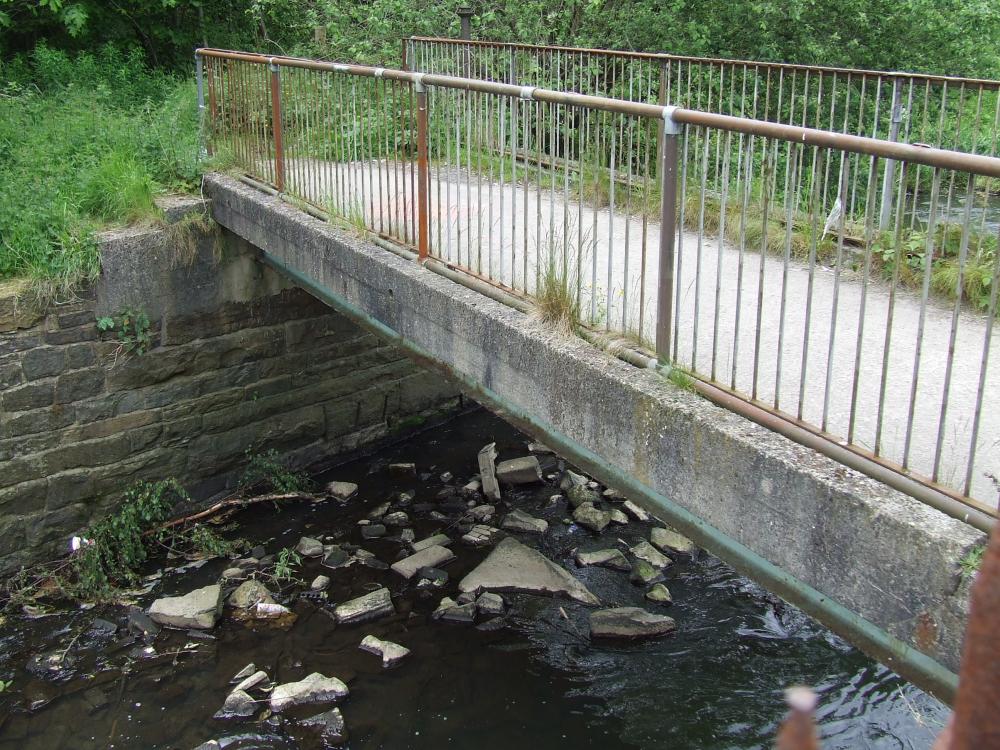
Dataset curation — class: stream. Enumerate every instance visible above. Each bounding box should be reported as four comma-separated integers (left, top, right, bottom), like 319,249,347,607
0,408,949,749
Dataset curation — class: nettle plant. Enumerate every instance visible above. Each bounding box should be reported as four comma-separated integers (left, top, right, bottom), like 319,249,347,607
96,307,152,357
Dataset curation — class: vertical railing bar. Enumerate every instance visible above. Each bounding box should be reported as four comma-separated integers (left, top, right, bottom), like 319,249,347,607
797,148,825,421
269,60,285,193
902,167,943,469
963,227,1000,497
874,161,910,457
932,173,975,481
656,111,680,361
847,154,880,443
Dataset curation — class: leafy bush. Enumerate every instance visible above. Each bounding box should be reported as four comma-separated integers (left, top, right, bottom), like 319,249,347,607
241,449,311,494
70,479,188,598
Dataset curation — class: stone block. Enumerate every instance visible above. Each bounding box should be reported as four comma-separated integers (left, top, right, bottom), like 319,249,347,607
2,381,54,412
54,368,105,404
20,347,64,381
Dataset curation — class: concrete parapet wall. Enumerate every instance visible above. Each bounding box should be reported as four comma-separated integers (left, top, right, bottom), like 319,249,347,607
0,198,460,573
205,173,983,685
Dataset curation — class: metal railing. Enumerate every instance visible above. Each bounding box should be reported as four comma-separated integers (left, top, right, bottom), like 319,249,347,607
409,37,1000,232
196,47,1000,525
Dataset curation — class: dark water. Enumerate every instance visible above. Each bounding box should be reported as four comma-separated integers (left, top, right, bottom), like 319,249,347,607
0,409,948,749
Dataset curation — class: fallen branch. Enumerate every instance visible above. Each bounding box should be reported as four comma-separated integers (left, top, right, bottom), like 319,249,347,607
152,491,320,533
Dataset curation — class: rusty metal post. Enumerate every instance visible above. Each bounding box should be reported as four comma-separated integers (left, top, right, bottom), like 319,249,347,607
415,76,430,261
268,60,286,193
656,108,681,361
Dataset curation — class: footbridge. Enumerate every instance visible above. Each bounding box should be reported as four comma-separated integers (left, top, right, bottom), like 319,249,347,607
196,43,1000,701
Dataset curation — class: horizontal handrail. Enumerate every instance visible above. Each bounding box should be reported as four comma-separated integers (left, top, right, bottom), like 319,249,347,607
197,49,1000,177
408,36,1000,91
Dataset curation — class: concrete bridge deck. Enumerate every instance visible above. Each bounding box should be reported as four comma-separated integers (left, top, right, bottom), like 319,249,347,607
204,172,983,701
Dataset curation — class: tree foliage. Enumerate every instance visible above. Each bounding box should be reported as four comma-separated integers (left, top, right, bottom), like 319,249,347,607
2,0,998,78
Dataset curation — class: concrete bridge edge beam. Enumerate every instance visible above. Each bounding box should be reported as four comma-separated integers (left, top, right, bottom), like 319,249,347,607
204,173,984,704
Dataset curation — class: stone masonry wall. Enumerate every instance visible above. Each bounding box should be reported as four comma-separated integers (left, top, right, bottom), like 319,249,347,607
0,198,461,573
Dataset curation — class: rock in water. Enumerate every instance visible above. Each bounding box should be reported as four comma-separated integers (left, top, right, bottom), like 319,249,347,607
573,502,612,532
575,548,631,571
495,456,543,485
359,635,410,667
270,673,348,712
631,541,672,569
299,707,348,744
390,545,455,579
501,509,549,534
334,588,395,624
311,575,331,591
295,536,324,557
458,537,599,605
477,443,502,502
389,463,416,477
475,592,505,616
629,560,661,585
148,585,223,630
559,470,588,491
213,689,256,719
622,500,651,522
326,481,358,500
566,484,601,509
645,584,673,604
411,533,451,552
228,580,276,609
651,527,697,556
589,607,677,639
461,524,499,547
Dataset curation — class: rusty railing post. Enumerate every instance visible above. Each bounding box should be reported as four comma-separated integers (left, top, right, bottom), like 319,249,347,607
656,107,681,361
415,75,430,261
268,59,286,193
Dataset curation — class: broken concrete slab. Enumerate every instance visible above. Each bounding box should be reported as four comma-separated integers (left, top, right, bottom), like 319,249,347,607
149,585,223,630
501,509,549,534
589,607,677,639
458,537,599,605
575,548,631,571
334,588,395,624
391,545,455,579
495,456,543,484
622,500,651,522
270,673,348,712
573,502,612,532
631,540,673,569
359,634,410,667
651,527,698,556
477,443,501,502
461,524,500,547
411,533,451,553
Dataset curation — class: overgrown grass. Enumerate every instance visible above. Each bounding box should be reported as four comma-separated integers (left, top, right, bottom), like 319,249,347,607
0,44,219,306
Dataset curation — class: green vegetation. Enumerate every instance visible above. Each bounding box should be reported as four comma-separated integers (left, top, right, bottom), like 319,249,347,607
0,44,215,304
97,307,153,357
69,479,187,599
271,547,302,582
960,544,986,579
241,448,311,494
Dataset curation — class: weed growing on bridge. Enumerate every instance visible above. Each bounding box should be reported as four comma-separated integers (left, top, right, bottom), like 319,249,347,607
960,544,986,579
96,307,153,359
